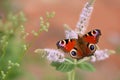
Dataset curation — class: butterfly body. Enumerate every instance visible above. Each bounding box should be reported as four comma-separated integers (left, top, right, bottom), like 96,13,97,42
56,29,101,60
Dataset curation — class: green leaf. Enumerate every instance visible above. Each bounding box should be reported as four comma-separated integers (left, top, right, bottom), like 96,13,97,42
51,61,75,72
77,62,96,72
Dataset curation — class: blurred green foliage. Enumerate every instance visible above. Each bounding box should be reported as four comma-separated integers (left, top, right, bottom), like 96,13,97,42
0,0,11,14
51,58,95,72
0,6,55,79
32,11,55,36
0,12,27,80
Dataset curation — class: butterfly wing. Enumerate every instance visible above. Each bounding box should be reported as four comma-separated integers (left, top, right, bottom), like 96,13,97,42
56,39,84,59
83,29,101,44
78,29,101,58
56,39,76,52
56,29,101,60
77,36,97,59
83,42,97,57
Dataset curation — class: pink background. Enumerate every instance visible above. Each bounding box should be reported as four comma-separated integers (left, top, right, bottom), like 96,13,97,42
12,0,120,80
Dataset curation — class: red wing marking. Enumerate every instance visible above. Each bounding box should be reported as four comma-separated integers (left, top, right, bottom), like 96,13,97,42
65,40,76,52
83,36,97,44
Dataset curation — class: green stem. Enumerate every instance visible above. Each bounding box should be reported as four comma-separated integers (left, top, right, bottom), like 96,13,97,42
68,72,71,80
67,67,75,80
71,69,75,80
67,59,77,80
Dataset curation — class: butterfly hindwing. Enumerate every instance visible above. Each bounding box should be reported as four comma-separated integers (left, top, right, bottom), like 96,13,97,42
75,36,97,59
69,47,84,59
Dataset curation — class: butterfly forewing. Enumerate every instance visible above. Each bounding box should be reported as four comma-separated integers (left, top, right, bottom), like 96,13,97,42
56,39,76,52
83,29,101,44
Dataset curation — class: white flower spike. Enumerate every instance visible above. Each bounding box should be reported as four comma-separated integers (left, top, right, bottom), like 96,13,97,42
64,24,78,39
76,2,93,34
45,49,65,62
90,49,109,62
65,30,78,39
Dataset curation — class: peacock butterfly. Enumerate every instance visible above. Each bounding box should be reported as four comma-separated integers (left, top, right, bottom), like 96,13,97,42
56,29,101,60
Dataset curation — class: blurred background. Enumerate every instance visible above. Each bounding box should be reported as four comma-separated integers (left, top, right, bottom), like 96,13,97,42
0,0,120,80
